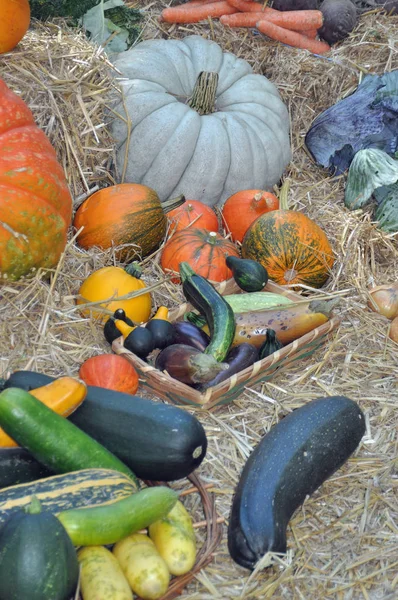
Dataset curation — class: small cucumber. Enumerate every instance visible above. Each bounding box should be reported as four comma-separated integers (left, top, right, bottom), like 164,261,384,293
58,486,178,546
179,262,235,362
228,396,365,570
0,388,138,487
224,292,293,313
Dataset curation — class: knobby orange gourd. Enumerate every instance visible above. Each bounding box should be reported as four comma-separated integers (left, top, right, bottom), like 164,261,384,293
0,377,87,447
0,79,72,281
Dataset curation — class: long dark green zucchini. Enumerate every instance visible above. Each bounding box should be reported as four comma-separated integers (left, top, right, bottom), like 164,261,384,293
179,262,235,362
0,448,53,489
3,370,208,482
0,388,138,487
228,396,365,570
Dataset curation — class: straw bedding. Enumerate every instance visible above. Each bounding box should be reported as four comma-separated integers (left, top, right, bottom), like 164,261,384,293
1,3,397,598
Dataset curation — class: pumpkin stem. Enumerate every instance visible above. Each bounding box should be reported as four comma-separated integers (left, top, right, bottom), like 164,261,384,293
206,231,218,245
188,72,219,116
162,194,186,215
25,496,42,515
125,262,143,279
279,179,291,211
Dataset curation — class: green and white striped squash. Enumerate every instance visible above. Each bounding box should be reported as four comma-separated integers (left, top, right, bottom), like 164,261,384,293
111,35,291,207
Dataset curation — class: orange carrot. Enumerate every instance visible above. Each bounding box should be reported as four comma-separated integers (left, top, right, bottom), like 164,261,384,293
227,0,275,12
297,28,318,39
259,10,323,30
160,1,236,23
220,10,274,27
256,19,330,54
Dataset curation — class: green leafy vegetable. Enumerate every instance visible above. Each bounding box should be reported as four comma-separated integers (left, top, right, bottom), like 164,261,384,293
30,0,143,52
344,148,398,209
374,182,398,232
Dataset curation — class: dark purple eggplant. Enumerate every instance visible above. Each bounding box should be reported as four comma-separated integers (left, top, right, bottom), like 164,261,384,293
155,344,228,386
200,343,259,390
172,321,210,351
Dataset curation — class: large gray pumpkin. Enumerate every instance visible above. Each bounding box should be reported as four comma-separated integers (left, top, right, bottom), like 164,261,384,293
112,35,291,207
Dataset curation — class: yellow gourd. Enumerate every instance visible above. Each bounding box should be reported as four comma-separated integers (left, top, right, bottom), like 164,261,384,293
113,533,170,600
78,546,132,600
149,500,197,576
77,266,151,324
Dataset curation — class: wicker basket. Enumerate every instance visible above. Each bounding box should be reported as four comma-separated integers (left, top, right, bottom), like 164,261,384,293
112,279,341,410
77,473,222,600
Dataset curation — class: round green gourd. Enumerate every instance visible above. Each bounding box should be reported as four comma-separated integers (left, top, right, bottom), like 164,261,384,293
0,497,79,600
226,255,268,292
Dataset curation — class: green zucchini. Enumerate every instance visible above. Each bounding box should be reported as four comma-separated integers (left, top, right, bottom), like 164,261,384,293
0,448,53,489
58,486,178,546
179,262,235,362
0,388,138,487
226,255,268,293
3,371,208,482
228,396,365,570
0,468,136,527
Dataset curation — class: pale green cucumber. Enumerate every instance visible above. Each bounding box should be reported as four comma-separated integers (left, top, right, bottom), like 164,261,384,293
224,292,293,313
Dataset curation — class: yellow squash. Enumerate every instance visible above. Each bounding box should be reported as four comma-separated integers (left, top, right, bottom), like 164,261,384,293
148,500,197,576
0,376,87,447
113,533,170,600
231,298,339,348
78,546,132,600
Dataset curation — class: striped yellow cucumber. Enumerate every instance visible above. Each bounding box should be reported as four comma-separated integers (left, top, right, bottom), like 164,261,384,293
0,468,136,527
0,388,138,487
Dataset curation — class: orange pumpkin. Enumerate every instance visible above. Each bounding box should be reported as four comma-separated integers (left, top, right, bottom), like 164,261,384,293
0,0,30,54
74,184,183,261
79,354,139,394
241,210,334,288
167,200,219,236
77,266,152,324
160,228,239,283
222,189,279,243
0,79,72,281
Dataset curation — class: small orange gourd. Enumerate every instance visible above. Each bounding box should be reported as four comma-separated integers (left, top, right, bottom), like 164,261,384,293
160,228,239,283
222,189,279,243
79,354,139,394
167,200,219,236
74,184,184,261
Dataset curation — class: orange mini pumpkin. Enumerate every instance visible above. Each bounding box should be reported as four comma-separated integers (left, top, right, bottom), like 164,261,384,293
0,0,30,54
74,184,184,261
222,189,279,243
242,210,334,288
79,354,139,394
160,228,239,283
167,200,219,236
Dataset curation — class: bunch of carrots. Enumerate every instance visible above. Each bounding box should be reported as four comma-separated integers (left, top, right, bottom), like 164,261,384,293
159,0,331,55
